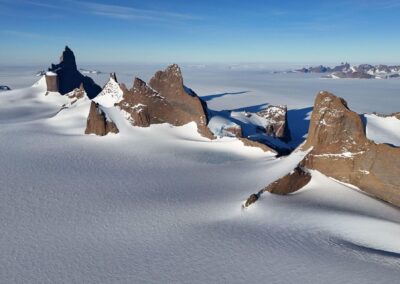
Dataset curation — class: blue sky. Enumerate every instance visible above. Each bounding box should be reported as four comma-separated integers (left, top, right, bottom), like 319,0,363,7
1,0,400,65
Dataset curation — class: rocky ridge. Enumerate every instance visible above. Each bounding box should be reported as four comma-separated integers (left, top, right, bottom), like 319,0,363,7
245,92,400,208
47,46,102,98
114,64,214,139
296,63,400,79
85,101,119,136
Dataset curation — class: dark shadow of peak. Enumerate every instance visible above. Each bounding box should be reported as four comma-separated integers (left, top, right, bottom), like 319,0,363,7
201,91,250,102
360,114,367,135
286,107,313,148
48,46,102,99
82,77,102,99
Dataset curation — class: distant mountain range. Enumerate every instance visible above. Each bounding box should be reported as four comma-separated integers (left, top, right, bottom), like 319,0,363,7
295,63,400,79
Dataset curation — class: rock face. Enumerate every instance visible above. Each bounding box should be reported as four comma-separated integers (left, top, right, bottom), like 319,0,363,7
257,105,289,139
244,194,259,208
85,102,119,136
251,91,400,208
224,125,243,138
263,166,311,195
117,64,214,139
301,92,400,206
48,46,101,99
45,73,58,92
66,83,86,104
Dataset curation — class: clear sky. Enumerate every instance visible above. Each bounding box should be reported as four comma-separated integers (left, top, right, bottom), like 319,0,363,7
1,0,400,65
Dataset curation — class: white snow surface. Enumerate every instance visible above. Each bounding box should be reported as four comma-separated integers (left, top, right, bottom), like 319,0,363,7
365,114,400,146
93,77,123,107
1,70,400,283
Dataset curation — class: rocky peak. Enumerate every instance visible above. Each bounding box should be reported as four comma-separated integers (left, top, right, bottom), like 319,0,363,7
59,46,77,70
149,64,185,100
93,73,123,108
110,72,118,82
115,65,214,139
133,77,151,93
257,105,289,139
249,91,399,208
302,91,368,154
48,46,101,99
85,102,119,136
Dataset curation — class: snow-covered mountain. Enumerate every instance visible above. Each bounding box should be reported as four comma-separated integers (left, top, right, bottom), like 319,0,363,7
296,63,400,79
1,47,400,283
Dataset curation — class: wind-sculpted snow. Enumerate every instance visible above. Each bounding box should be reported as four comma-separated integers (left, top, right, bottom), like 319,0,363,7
365,114,400,146
1,72,400,283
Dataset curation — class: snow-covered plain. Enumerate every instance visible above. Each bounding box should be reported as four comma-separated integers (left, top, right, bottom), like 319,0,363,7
1,66,400,283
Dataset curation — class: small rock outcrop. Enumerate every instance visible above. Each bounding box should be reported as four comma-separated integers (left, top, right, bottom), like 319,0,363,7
48,46,101,99
117,64,214,139
85,102,119,136
262,166,311,195
257,105,289,139
244,194,259,208
66,83,86,105
0,85,11,91
45,72,58,92
224,125,243,138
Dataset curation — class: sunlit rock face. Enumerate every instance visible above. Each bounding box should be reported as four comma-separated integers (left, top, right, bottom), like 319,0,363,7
253,91,400,208
257,105,289,139
85,101,119,136
301,92,400,206
117,64,215,139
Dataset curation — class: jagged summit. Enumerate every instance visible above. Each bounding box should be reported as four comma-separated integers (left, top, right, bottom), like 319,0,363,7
59,46,77,70
92,73,123,108
247,91,400,208
47,46,101,99
114,64,214,139
302,91,368,153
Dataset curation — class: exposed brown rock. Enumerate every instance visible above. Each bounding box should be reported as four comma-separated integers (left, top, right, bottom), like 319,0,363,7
224,125,243,137
45,74,58,92
117,64,214,139
301,91,400,206
263,166,311,195
238,137,277,154
257,105,289,138
85,102,119,136
67,83,85,104
244,194,259,208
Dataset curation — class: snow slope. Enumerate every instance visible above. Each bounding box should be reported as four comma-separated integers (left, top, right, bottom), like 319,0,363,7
365,114,400,146
93,77,123,107
0,75,400,283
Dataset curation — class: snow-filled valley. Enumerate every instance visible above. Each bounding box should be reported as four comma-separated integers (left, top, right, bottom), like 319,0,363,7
1,66,400,283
